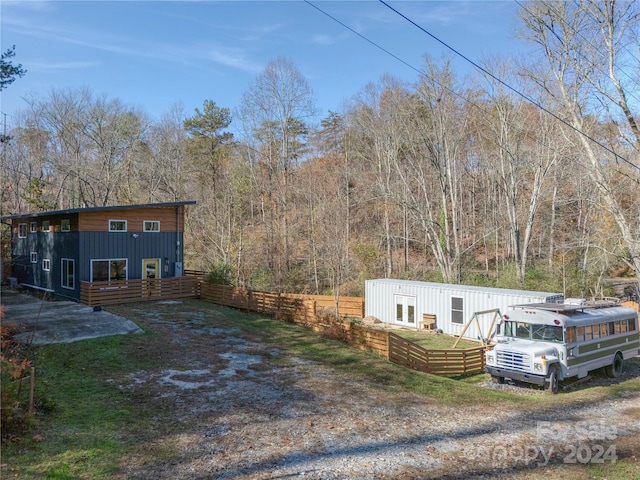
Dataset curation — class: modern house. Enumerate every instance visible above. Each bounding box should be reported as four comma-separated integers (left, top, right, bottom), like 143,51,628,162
365,279,563,340
1,201,195,302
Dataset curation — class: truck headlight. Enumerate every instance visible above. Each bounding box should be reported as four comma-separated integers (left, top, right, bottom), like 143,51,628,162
534,363,543,372
486,354,494,364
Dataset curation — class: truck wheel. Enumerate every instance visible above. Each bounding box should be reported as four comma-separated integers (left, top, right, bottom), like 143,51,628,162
545,366,558,394
491,375,504,384
605,352,623,378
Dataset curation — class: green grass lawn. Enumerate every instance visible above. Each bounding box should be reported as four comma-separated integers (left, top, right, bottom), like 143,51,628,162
2,299,639,479
389,328,481,349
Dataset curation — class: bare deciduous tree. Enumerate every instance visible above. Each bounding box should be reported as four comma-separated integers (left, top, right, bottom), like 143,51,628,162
518,0,640,288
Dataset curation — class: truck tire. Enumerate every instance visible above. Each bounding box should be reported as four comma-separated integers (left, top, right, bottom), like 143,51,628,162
491,375,504,384
605,352,623,378
545,366,558,394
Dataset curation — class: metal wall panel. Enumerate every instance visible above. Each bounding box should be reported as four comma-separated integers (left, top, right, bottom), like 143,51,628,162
79,231,183,281
365,279,563,340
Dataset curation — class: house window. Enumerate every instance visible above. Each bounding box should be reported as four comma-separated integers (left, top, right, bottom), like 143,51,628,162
30,252,38,263
42,259,51,271
30,222,37,233
451,296,464,324
91,259,128,282
18,223,27,238
144,220,160,232
61,219,70,232
109,220,127,232
42,220,50,232
62,258,75,289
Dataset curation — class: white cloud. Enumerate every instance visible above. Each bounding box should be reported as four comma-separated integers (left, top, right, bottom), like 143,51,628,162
206,47,262,72
28,60,100,72
311,34,336,45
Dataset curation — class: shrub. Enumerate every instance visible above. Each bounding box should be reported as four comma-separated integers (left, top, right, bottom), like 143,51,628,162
206,261,233,285
1,316,33,440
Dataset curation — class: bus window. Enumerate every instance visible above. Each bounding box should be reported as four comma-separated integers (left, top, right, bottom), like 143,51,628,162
504,322,515,337
621,320,628,333
533,325,563,343
609,322,616,335
566,327,576,343
592,325,600,339
630,317,637,332
504,321,531,339
615,321,622,334
585,325,593,340
516,323,531,339
600,323,608,337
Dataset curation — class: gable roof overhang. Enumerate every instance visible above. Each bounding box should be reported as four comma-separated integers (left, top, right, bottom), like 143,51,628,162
1,201,196,222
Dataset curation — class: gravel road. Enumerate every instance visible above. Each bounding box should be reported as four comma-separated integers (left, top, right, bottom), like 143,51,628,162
109,301,640,480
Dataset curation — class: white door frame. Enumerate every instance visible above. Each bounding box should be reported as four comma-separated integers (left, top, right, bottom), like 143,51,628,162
394,294,416,326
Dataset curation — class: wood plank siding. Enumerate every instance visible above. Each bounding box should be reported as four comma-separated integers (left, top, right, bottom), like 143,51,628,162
78,207,184,232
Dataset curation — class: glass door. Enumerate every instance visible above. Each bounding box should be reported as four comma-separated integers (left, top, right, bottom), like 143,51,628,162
394,295,416,326
143,259,160,279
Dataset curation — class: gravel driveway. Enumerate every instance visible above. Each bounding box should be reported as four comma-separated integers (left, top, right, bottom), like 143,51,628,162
105,300,640,480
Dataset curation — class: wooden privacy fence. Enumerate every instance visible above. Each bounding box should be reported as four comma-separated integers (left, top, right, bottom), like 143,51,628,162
388,333,485,376
200,283,485,376
80,276,201,306
285,292,365,317
200,284,364,320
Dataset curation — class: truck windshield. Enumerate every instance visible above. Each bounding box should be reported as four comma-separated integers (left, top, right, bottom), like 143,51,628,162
503,321,564,343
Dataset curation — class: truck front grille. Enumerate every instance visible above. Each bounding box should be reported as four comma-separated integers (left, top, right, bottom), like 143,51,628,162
496,351,531,372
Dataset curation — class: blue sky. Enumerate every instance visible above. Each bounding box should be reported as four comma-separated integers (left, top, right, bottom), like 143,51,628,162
1,0,530,126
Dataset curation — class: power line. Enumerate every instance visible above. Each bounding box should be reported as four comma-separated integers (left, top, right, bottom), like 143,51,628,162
571,0,640,87
377,0,639,172
515,0,640,108
304,0,638,183
303,0,425,80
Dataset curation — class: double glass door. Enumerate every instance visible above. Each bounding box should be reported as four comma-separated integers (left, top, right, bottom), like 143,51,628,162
395,295,416,326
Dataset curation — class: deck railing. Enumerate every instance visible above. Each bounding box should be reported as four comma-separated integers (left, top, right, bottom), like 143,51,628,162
80,276,201,306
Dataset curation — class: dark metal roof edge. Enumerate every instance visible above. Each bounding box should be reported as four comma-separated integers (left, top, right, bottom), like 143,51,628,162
1,201,196,221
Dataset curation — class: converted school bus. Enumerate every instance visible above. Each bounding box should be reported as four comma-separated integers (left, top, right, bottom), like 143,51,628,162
1,201,195,302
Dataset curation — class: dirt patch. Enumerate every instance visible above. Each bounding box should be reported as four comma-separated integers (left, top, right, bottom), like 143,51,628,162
100,301,640,479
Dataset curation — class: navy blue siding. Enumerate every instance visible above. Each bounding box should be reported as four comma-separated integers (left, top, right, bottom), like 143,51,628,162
79,231,182,280
9,230,80,299
10,225,183,301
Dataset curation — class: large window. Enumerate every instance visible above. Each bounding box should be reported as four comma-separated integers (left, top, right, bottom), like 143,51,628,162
42,220,50,232
30,222,37,233
91,259,128,282
109,220,127,232
18,223,27,238
451,296,464,324
61,258,75,289
61,219,70,232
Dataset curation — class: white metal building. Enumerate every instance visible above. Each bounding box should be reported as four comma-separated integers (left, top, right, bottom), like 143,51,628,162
365,279,563,340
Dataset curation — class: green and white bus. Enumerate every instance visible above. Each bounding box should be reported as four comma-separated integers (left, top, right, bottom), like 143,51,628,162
485,298,639,393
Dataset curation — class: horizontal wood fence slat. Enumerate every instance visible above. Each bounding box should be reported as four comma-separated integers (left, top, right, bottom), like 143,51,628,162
200,283,485,376
285,293,365,317
389,333,485,375
80,277,201,306
200,284,364,319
